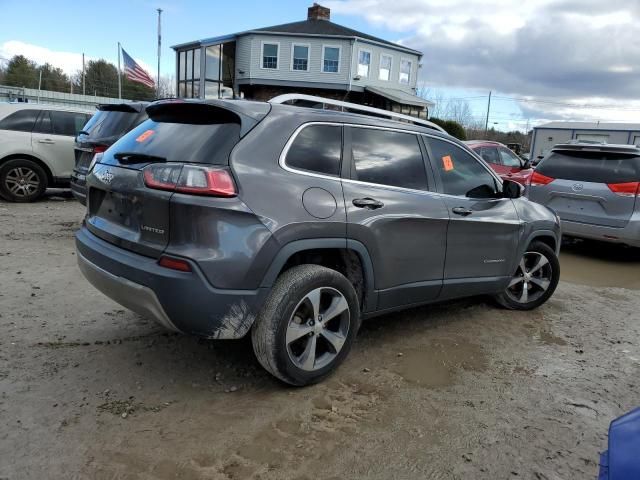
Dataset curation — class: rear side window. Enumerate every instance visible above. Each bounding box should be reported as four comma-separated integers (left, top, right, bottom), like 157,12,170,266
429,137,499,198
351,128,428,190
537,151,640,184
108,118,241,165
285,125,342,176
49,111,89,136
82,110,145,139
0,109,39,132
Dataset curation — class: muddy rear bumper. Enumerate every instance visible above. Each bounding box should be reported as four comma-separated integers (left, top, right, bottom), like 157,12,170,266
562,216,640,248
75,227,267,338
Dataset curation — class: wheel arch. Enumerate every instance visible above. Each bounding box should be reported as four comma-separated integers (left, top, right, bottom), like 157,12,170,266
260,239,377,313
526,231,559,254
0,153,54,186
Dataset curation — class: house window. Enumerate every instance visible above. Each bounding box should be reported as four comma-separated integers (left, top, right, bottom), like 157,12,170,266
292,44,309,71
379,54,392,81
262,43,279,69
399,58,412,84
323,46,340,73
358,49,371,78
177,47,201,98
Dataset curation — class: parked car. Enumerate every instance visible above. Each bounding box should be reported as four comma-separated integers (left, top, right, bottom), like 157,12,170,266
0,103,92,202
465,140,534,185
71,102,149,205
76,96,561,386
528,143,640,247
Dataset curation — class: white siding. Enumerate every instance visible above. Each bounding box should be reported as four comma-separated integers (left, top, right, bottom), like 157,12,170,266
247,34,352,85
235,36,252,81
531,128,639,159
350,41,420,91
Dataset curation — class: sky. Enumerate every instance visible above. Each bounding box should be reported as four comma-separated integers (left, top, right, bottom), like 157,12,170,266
1,0,639,131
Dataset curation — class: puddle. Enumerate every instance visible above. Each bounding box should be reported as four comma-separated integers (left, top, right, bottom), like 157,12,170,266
560,241,640,290
392,338,487,388
536,330,568,346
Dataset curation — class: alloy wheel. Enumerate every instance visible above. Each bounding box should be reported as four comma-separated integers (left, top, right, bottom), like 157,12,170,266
286,287,350,372
505,251,553,304
4,167,41,198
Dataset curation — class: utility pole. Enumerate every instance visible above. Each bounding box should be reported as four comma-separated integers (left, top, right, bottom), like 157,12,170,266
82,53,86,95
157,8,163,98
484,90,492,138
37,68,42,104
117,42,122,99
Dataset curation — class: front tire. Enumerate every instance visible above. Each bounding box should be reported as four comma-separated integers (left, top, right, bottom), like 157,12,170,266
251,264,360,386
494,241,560,310
0,159,48,202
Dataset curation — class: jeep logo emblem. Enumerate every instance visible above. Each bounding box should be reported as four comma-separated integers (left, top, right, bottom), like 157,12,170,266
96,169,114,185
571,183,584,192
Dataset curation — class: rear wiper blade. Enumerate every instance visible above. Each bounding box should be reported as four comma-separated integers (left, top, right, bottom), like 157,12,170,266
114,152,167,164
78,130,90,136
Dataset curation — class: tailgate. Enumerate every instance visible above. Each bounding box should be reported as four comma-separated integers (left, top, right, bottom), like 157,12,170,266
87,163,172,258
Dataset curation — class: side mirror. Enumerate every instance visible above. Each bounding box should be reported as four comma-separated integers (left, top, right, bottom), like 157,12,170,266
521,160,532,169
502,179,523,199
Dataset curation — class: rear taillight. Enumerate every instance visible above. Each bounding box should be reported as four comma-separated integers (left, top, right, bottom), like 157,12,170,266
607,181,640,197
88,145,108,172
158,255,192,272
143,164,237,197
529,171,555,186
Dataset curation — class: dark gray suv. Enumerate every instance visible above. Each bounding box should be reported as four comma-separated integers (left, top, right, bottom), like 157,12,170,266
75,96,561,385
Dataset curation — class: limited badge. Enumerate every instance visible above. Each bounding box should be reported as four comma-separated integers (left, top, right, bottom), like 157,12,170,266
136,130,155,143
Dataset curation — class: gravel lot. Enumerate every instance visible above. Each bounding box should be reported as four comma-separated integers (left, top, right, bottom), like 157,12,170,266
1,193,639,480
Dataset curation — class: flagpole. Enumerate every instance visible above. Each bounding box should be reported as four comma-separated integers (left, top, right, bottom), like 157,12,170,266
117,42,122,99
157,8,162,98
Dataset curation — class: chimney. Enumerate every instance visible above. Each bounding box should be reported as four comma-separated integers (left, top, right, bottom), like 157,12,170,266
308,3,330,21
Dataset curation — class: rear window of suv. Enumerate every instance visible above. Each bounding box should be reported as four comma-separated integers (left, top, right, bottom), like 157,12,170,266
537,150,640,184
82,110,144,139
108,117,241,165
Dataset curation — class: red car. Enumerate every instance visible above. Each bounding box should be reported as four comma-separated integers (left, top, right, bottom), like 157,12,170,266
465,140,533,185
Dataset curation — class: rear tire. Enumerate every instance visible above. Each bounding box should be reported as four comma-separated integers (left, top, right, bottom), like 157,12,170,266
494,241,560,310
251,264,360,386
0,159,48,202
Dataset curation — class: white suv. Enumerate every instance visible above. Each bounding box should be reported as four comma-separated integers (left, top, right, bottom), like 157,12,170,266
0,103,93,202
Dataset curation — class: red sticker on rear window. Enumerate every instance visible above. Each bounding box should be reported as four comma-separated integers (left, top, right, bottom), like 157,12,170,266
136,130,155,143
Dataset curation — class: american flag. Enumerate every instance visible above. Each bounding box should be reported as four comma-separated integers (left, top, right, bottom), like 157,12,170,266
121,47,155,88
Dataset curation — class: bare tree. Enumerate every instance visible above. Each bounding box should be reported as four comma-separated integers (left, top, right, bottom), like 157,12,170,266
444,99,473,127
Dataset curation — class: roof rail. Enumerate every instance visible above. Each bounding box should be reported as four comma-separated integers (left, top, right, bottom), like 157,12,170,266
269,93,447,134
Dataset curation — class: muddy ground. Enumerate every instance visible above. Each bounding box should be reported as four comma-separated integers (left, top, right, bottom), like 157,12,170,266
1,192,639,480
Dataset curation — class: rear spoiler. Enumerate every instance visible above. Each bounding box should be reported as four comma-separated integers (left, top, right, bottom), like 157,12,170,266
146,100,270,137
98,103,148,113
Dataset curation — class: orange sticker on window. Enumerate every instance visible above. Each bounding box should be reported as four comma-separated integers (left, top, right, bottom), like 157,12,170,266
442,155,454,171
136,129,155,143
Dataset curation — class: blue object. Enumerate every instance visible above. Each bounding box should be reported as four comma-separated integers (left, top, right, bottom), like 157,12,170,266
599,407,640,479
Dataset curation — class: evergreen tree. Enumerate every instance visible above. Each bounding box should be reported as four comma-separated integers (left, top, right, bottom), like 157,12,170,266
4,55,39,89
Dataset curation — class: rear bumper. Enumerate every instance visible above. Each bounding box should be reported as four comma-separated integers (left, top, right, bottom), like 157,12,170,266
70,171,87,205
75,227,268,338
562,215,640,248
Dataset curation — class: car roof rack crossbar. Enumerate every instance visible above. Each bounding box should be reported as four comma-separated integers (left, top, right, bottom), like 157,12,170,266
269,93,447,134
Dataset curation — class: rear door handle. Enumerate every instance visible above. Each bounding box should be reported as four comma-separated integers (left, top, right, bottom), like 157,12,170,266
353,198,384,210
452,207,473,216
38,139,55,144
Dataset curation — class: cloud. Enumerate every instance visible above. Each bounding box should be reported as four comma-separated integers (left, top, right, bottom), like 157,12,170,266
327,0,640,121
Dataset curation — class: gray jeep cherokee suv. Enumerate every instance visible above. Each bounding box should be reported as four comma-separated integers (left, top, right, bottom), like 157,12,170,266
76,96,561,385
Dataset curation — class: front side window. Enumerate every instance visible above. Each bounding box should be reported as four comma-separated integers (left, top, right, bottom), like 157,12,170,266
498,146,523,167
292,44,309,71
351,128,428,190
428,137,498,198
357,49,371,78
399,58,412,84
0,109,39,132
323,46,340,73
379,55,392,81
262,43,279,69
285,125,342,176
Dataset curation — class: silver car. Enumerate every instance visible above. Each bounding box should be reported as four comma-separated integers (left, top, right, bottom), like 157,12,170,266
528,143,640,247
